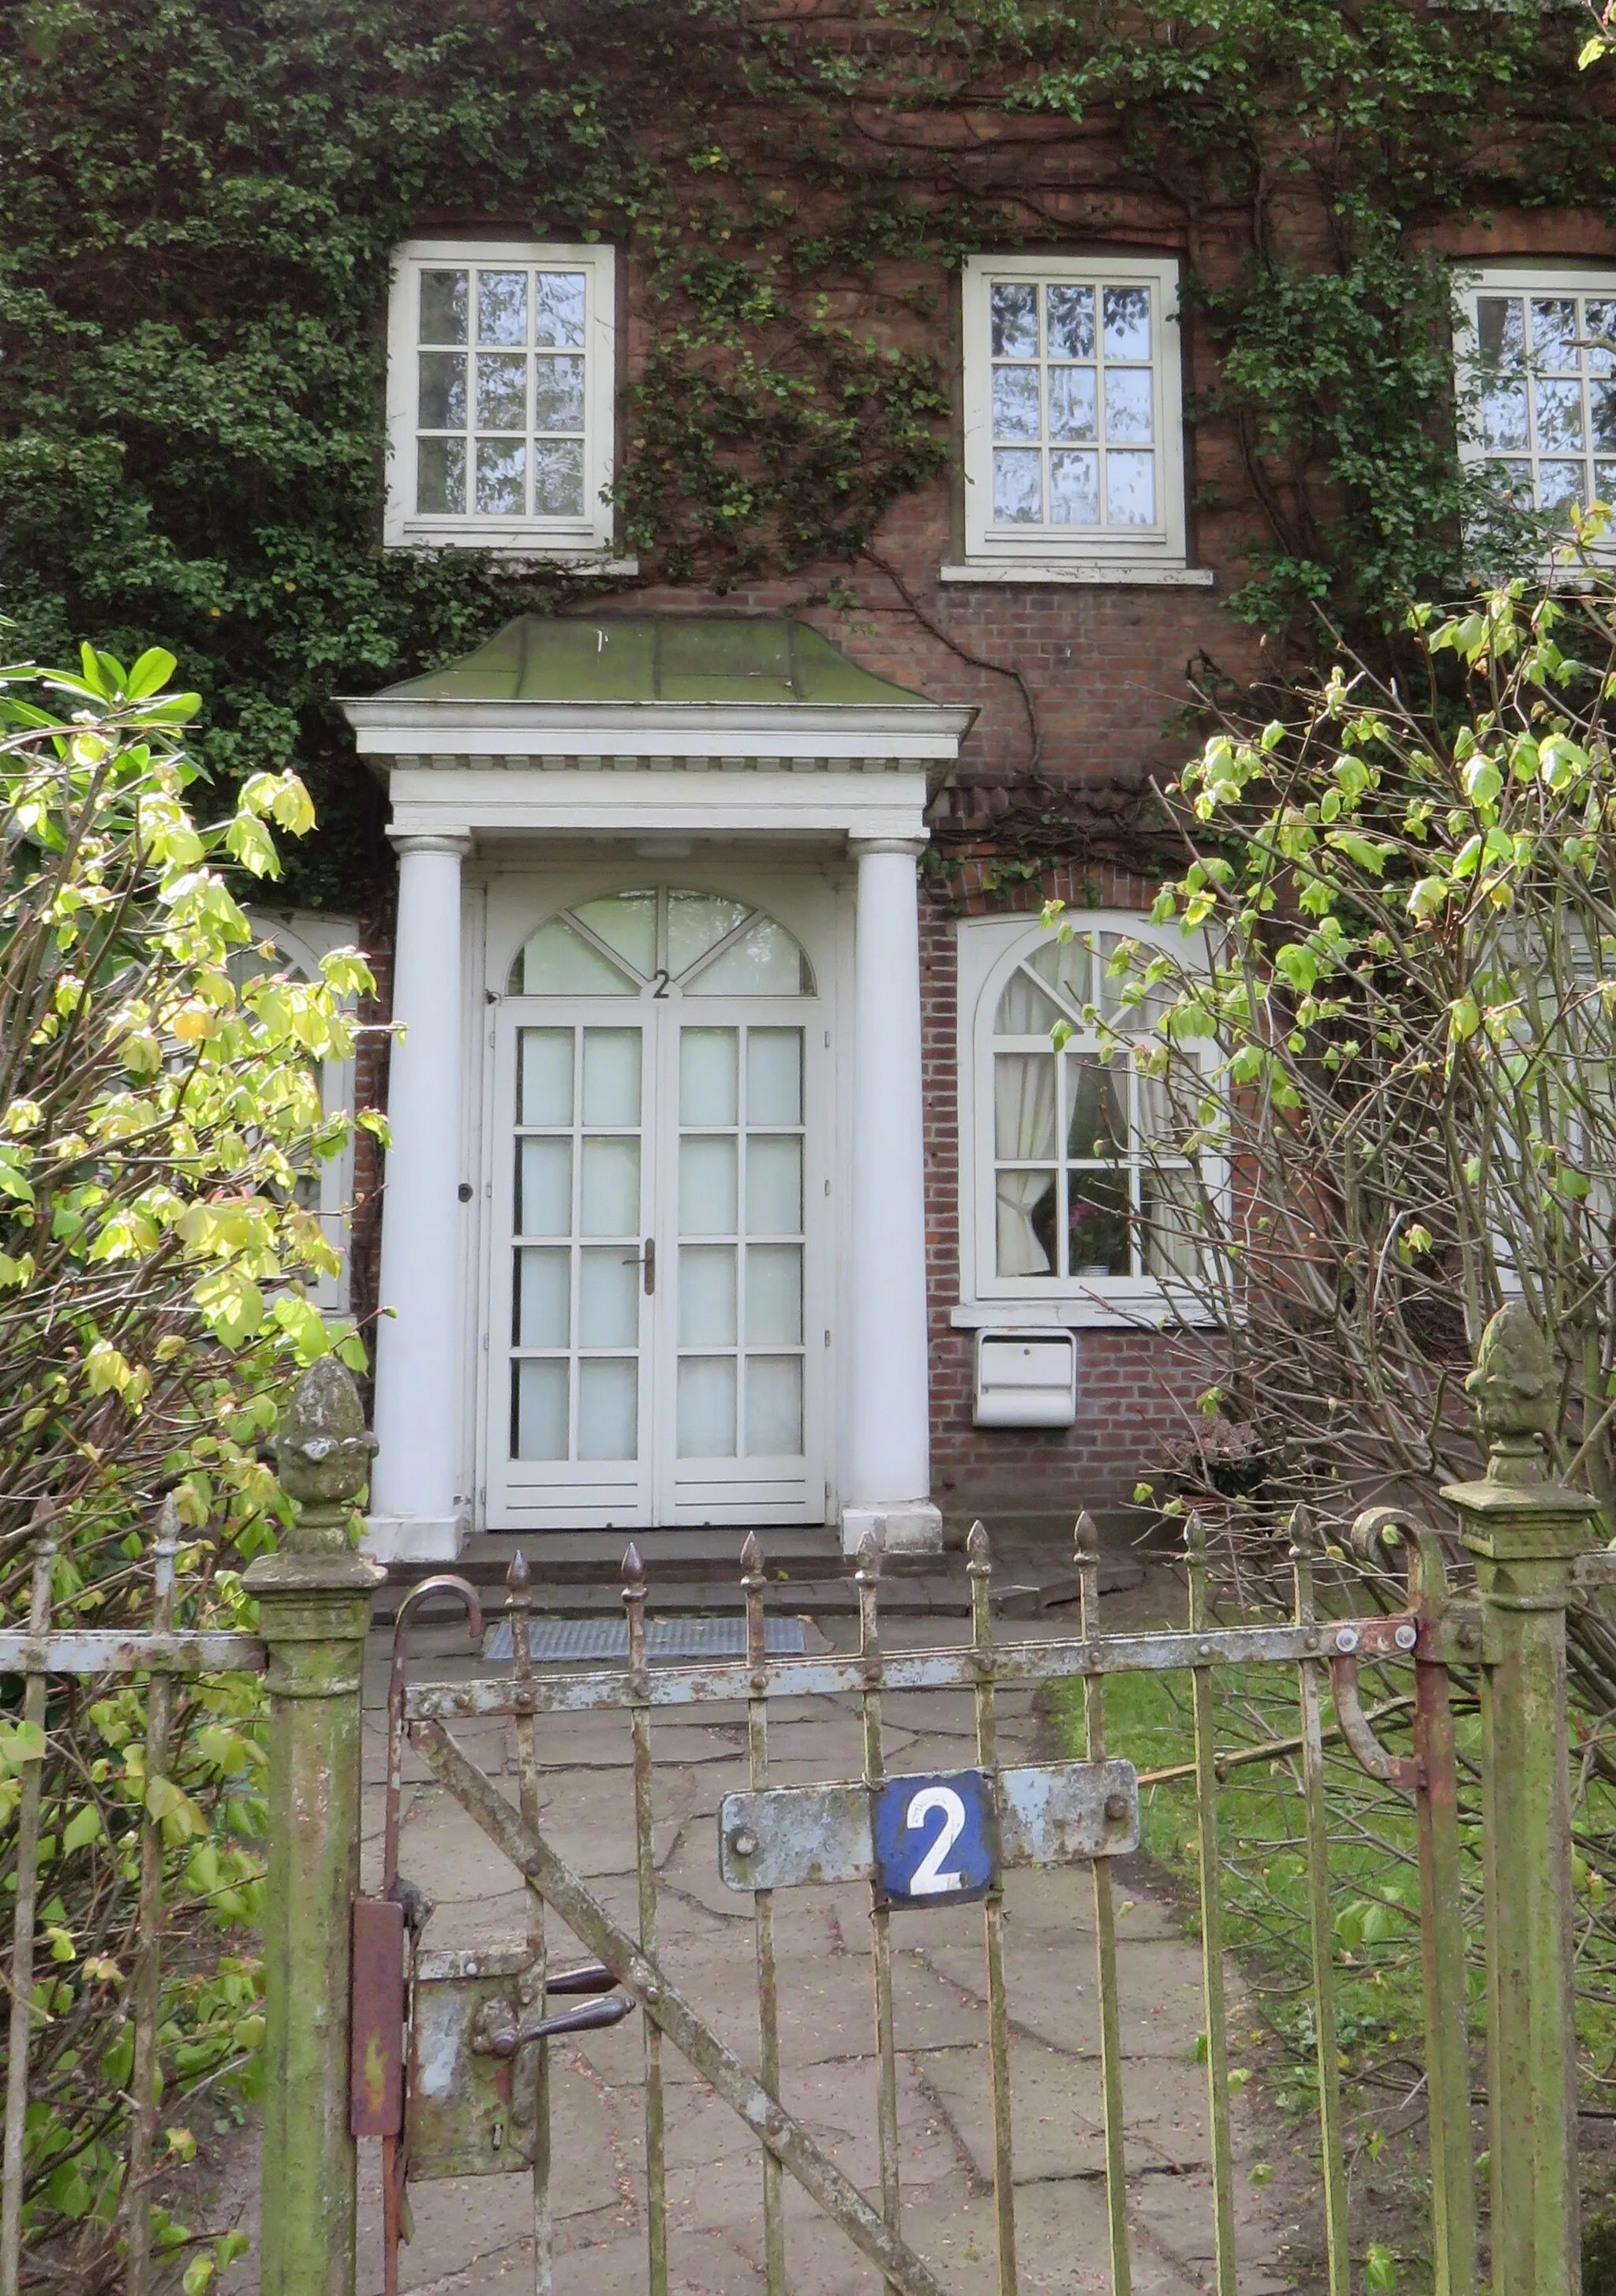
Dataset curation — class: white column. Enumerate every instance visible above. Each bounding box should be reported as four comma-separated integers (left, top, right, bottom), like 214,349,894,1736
367,832,471,1563
842,837,941,1556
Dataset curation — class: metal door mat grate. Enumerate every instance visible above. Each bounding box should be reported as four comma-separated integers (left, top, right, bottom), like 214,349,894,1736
482,1614,807,1665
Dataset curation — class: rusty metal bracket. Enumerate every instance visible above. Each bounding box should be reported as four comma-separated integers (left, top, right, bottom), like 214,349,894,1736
1327,1653,1422,1793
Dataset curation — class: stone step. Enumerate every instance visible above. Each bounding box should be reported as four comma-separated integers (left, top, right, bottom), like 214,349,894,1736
375,1554,1143,1625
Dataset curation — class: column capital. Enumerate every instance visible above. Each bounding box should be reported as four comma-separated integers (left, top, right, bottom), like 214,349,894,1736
387,828,473,859
848,835,926,860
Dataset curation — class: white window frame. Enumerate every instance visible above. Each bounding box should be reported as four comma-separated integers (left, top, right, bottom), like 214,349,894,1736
383,237,622,562
953,911,1224,1329
948,252,1206,588
1453,264,1616,538
243,911,360,1318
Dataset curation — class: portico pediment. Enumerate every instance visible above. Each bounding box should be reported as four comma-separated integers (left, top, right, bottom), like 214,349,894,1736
339,614,974,843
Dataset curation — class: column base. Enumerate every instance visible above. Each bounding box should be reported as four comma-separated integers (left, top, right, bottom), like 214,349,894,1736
839,1501,944,1559
361,1512,467,1566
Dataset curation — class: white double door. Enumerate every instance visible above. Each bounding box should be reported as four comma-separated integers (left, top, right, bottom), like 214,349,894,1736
487,993,826,1530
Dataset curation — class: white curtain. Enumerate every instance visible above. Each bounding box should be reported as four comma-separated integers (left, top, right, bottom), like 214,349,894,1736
994,1053,1057,1276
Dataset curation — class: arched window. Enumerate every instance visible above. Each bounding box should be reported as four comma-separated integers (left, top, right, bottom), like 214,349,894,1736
960,914,1216,1314
509,888,814,997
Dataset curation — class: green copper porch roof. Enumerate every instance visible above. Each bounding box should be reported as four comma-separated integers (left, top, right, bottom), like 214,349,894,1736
380,615,933,709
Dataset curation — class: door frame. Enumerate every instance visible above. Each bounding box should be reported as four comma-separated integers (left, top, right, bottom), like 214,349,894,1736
473,858,845,1532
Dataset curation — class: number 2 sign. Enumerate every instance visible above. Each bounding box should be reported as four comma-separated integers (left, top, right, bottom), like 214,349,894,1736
871,1771,998,1908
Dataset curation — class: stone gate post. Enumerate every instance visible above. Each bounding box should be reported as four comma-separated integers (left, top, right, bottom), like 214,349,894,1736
245,1359,384,2296
1442,1300,1602,2296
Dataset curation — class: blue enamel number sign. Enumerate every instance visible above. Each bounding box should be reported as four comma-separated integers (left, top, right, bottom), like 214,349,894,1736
871,1770,998,1908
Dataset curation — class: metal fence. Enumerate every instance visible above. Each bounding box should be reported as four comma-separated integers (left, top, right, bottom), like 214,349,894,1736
0,1496,267,2296
2,1303,1610,2296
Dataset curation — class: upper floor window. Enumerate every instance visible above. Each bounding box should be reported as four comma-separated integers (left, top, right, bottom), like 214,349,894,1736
1456,267,1616,528
957,914,1218,1319
958,254,1191,577
384,239,618,559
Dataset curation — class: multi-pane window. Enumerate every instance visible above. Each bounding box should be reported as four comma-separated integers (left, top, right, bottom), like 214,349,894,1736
987,281,1157,530
960,255,1189,570
1458,271,1616,523
385,240,616,555
961,918,1214,1307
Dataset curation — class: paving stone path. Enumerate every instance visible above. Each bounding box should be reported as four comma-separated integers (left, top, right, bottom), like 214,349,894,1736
354,1601,1293,2296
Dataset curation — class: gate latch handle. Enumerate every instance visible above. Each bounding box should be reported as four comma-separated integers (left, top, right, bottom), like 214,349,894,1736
477,1991,637,2058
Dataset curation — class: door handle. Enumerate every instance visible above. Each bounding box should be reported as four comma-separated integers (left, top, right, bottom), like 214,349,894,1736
623,1238,656,1295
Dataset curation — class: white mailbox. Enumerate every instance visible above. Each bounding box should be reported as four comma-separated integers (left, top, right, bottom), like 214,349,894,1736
973,1330,1078,1429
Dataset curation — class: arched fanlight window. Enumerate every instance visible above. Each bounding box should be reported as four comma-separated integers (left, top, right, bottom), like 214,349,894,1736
510,888,814,997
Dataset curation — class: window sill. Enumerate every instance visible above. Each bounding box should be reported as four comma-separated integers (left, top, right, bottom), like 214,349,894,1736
949,1296,1225,1331
387,533,638,574
940,559,1215,589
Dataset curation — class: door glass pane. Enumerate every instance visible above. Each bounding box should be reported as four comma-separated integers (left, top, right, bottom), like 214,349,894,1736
580,1137,639,1234
517,1139,572,1236
746,1137,802,1233
518,1030,573,1127
686,919,809,997
746,1245,802,1346
578,1359,637,1460
679,1356,736,1457
574,891,656,980
579,1248,638,1348
582,1030,642,1125
679,1246,736,1344
514,1360,567,1460
518,918,637,994
746,1030,802,1124
746,1358,803,1455
515,1248,569,1345
668,892,749,978
680,1136,737,1233
681,1029,739,1125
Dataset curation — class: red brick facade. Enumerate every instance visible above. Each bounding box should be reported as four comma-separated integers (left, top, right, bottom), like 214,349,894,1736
354,178,1615,1528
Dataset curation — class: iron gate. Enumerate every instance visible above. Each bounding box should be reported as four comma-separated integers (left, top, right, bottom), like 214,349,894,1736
368,1492,1501,2296
5,1307,1604,2296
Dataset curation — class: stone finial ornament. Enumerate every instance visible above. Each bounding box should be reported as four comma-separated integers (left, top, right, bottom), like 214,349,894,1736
1465,1299,1558,1483
275,1355,378,1544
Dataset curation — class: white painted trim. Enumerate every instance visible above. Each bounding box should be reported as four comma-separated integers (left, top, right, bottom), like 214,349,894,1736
381,763,939,845
954,910,1223,1314
939,559,1214,587
960,252,1191,570
342,697,972,761
383,237,619,556
243,908,360,1317
948,1299,1225,1331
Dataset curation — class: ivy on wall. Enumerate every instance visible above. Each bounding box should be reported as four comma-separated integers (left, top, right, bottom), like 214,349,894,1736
1,0,1610,902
